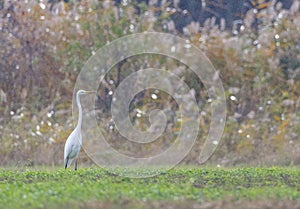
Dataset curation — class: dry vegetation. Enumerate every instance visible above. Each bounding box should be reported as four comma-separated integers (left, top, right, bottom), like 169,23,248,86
0,0,299,167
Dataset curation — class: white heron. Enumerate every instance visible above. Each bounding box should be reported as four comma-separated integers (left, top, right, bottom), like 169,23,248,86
64,89,95,170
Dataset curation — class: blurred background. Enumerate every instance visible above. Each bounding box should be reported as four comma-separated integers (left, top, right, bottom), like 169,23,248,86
0,0,299,167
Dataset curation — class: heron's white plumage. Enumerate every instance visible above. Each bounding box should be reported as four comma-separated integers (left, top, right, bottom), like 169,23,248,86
64,127,82,168
64,89,95,170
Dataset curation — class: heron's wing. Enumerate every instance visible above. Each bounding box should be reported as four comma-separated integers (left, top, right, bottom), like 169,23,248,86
64,131,77,160
64,138,72,161
64,130,82,162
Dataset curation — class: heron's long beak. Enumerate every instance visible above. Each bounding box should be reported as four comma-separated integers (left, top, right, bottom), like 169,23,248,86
84,91,96,94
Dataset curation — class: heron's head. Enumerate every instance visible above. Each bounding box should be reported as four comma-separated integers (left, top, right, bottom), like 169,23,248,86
77,89,96,95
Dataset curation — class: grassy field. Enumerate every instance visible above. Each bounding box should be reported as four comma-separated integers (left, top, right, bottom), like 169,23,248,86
0,167,299,209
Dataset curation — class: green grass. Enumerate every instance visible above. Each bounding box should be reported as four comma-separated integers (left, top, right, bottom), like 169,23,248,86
0,167,299,209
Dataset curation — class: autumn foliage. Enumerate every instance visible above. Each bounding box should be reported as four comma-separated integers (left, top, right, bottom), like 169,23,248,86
0,0,299,167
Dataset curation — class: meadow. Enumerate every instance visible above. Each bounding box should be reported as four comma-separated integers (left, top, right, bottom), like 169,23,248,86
0,167,299,209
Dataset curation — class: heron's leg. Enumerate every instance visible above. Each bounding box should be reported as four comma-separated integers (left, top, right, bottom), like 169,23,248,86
75,158,78,171
65,159,68,169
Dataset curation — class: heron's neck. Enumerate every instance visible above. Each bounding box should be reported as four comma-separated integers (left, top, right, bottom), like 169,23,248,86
76,93,83,130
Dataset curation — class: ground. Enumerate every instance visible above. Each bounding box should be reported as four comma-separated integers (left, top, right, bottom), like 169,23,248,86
0,167,299,209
